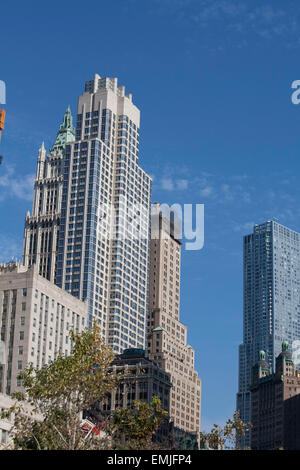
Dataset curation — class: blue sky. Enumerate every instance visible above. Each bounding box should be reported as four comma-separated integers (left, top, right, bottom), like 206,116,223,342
2,0,300,430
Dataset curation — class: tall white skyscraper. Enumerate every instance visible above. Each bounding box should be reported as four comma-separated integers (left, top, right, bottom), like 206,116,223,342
23,75,152,354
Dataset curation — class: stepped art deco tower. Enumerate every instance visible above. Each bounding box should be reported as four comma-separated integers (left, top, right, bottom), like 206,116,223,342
23,75,152,353
147,204,201,441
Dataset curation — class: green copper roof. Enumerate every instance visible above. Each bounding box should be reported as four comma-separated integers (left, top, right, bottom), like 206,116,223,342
187,345,193,349
50,106,75,153
122,348,146,357
259,350,266,361
282,340,289,352
153,326,164,332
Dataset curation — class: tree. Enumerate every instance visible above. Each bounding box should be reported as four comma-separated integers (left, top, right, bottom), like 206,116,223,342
224,410,251,450
200,425,226,450
109,396,168,450
2,324,119,450
200,411,251,450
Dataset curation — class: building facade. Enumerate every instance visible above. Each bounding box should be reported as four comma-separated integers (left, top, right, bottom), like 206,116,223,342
237,221,300,446
0,393,12,448
0,262,87,395
89,348,172,445
251,341,300,450
23,75,152,354
102,348,171,412
22,107,75,282
147,204,201,441
0,392,42,449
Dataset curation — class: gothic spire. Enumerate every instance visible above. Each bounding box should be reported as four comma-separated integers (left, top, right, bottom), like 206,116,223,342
50,106,75,154
38,141,46,161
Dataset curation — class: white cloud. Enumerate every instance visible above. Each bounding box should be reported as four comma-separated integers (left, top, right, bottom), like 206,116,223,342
140,0,300,50
0,165,34,201
0,234,22,263
161,178,174,190
233,221,255,233
176,179,189,190
221,183,234,201
200,186,214,197
160,177,189,191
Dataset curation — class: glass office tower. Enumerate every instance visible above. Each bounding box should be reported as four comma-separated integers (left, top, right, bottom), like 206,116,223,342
237,220,300,447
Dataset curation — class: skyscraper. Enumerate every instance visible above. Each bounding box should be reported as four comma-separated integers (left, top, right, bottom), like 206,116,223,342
23,75,152,354
237,220,300,446
22,107,75,281
147,204,201,442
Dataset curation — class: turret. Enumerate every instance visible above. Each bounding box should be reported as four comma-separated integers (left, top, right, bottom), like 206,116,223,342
275,341,295,378
36,141,46,179
251,350,271,388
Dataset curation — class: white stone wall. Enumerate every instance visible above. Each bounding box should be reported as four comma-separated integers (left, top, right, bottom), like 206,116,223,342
0,263,88,395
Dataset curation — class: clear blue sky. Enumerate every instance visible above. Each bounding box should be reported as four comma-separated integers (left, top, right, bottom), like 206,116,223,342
1,0,300,430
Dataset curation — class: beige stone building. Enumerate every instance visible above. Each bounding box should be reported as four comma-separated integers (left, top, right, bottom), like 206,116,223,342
0,262,88,395
0,393,13,448
0,392,43,449
147,204,201,441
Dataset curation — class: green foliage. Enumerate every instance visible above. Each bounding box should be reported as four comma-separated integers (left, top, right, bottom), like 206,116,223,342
3,324,119,450
200,411,251,450
2,325,169,451
109,396,168,450
224,411,251,449
200,424,225,450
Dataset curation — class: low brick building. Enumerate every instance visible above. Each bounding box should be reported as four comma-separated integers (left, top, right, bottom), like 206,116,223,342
251,341,300,450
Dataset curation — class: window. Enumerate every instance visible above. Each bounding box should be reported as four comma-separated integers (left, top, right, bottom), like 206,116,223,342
20,317,25,326
22,288,27,297
19,331,24,340
1,430,7,444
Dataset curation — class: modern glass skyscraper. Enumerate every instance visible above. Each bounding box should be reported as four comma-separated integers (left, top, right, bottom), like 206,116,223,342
23,75,152,353
237,220,300,446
